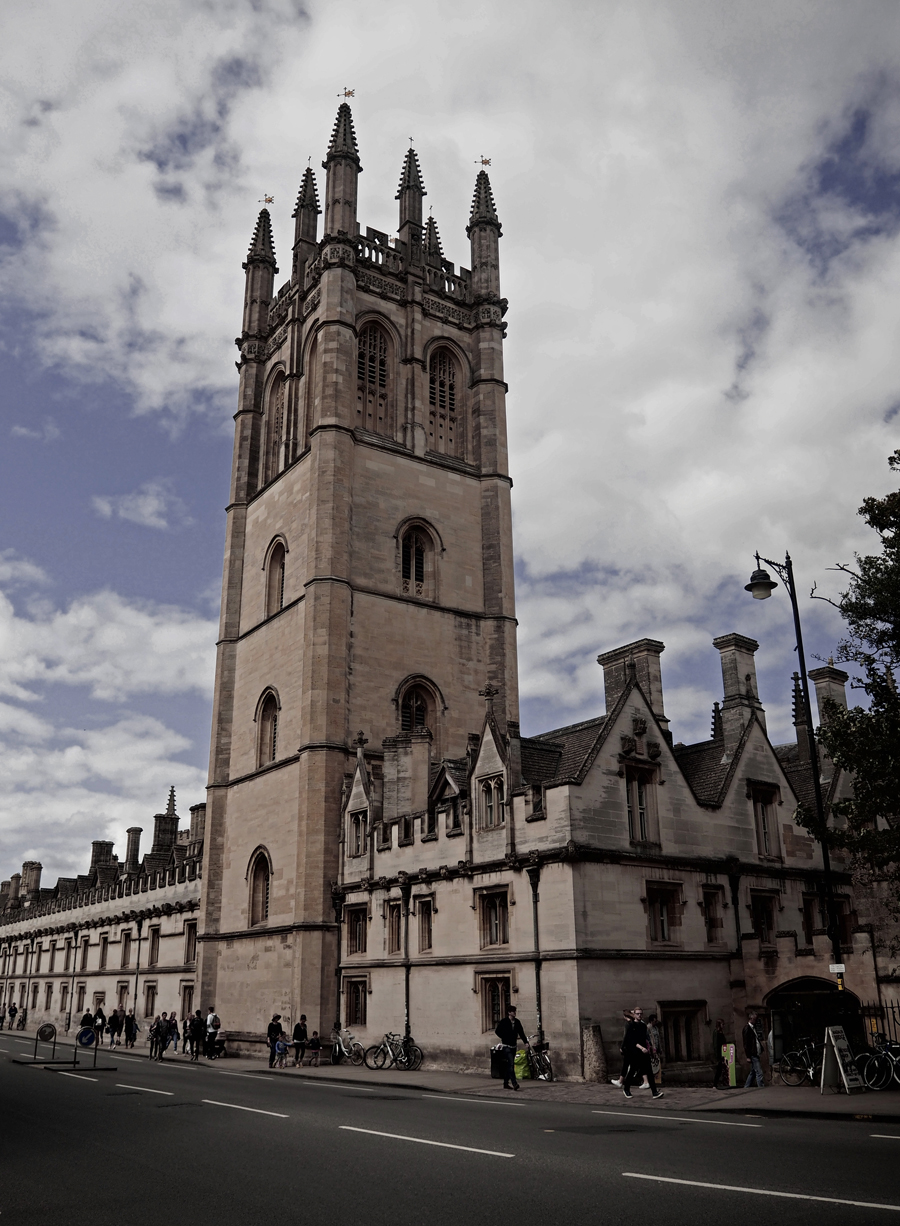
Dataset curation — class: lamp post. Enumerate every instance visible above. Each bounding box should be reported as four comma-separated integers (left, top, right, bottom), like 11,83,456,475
745,551,845,980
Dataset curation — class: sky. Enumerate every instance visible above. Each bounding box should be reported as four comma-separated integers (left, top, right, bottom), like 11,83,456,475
2,0,899,885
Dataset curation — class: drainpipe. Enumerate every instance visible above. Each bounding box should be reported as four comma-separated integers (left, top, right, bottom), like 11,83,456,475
526,862,544,1046
399,874,412,1039
331,888,344,1032
725,857,742,952
66,925,79,1033
132,917,143,1024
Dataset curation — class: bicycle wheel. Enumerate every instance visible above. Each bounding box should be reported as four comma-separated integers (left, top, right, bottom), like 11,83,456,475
406,1044,423,1071
778,1053,807,1086
349,1042,366,1067
330,1043,343,1065
537,1051,553,1081
864,1053,893,1090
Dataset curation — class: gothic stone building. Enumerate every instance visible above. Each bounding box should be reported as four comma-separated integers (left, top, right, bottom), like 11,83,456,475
0,791,204,1032
192,104,894,1079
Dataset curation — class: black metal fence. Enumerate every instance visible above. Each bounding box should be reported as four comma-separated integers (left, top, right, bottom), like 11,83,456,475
862,1000,900,1046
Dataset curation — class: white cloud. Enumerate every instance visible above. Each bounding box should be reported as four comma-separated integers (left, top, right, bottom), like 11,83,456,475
92,479,191,530
10,419,60,442
0,551,49,587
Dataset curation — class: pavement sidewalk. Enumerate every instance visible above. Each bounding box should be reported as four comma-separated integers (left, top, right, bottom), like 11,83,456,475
7,1028,900,1122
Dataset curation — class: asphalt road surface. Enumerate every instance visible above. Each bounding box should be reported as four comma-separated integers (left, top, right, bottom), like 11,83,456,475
2,1037,899,1225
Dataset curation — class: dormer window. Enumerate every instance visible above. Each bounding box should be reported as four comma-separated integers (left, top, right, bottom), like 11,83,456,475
480,777,504,829
626,766,658,844
750,784,781,859
348,811,367,858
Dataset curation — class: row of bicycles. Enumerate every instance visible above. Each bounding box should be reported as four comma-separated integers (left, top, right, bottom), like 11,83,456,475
329,1027,423,1071
777,1032,900,1090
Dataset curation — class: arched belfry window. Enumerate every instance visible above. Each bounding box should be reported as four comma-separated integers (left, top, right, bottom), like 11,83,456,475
401,686,430,733
266,542,286,617
428,349,461,457
357,324,390,434
399,524,435,600
249,853,270,927
263,373,286,484
258,692,279,768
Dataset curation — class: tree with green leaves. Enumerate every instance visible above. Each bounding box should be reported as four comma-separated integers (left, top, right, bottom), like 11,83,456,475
811,450,900,919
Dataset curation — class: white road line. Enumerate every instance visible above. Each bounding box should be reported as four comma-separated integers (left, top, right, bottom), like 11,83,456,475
201,1099,288,1118
422,1094,525,1107
57,1072,98,1083
622,1173,900,1212
0,1048,10,1053
595,1110,761,1128
217,1072,272,1080
872,1135,900,1140
339,1125,514,1158
115,1084,174,1096
288,1079,375,1092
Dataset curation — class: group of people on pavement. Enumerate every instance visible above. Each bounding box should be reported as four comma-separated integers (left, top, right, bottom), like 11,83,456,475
78,1005,140,1048
147,1007,222,1060
609,1007,665,1099
266,1014,321,1068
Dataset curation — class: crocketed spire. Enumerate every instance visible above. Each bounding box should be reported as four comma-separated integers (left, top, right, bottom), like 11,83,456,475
424,214,443,259
395,147,426,199
166,785,176,817
246,208,277,267
467,169,500,232
292,166,321,218
324,102,360,166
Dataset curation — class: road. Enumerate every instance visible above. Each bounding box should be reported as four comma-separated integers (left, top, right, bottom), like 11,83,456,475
1,1034,898,1225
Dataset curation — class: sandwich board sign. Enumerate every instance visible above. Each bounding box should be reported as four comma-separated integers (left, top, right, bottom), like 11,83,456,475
819,1025,865,1094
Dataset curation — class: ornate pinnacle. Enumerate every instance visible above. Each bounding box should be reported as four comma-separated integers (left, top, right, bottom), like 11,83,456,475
245,208,278,269
424,214,443,258
165,786,176,816
353,730,369,748
324,102,360,167
479,683,499,709
466,169,501,235
396,147,426,198
292,167,321,218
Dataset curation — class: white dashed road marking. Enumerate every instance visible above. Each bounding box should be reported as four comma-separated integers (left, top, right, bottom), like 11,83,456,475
622,1173,900,1212
339,1125,514,1158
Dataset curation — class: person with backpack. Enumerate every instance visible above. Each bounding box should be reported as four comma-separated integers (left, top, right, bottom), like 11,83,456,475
189,1010,205,1062
205,1006,221,1058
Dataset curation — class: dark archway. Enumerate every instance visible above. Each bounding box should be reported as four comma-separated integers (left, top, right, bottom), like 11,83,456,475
765,977,864,1058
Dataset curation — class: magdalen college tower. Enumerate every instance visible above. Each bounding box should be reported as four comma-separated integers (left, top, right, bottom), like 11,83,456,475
198,105,519,1039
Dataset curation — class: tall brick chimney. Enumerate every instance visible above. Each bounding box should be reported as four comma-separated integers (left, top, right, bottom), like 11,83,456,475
713,633,766,749
125,827,142,875
809,664,849,723
8,873,21,904
90,841,114,871
21,861,42,895
597,638,669,733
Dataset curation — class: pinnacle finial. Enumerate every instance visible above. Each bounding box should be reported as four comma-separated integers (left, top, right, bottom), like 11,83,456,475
711,701,723,740
396,147,426,199
479,682,500,709
166,786,176,817
467,169,501,233
791,671,806,725
245,208,277,267
324,102,360,166
292,166,321,218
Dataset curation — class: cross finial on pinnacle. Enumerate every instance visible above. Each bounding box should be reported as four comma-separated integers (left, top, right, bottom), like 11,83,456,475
354,730,369,748
476,155,491,166
339,87,355,98
258,194,274,204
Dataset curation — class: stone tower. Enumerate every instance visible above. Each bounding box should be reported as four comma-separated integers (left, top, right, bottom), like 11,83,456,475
198,105,518,1033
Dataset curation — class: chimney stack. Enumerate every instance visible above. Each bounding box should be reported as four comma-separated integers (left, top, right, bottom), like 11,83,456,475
125,827,142,875
21,861,42,895
189,803,206,844
713,633,766,749
90,841,114,871
151,787,179,857
808,664,849,724
597,639,669,733
8,873,21,904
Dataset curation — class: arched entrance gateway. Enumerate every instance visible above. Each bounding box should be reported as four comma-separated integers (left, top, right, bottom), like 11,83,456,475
765,977,864,1059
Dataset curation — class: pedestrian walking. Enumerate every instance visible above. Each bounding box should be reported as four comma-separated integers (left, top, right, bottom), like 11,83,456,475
124,1010,138,1049
205,1006,221,1058
114,1006,126,1047
307,1031,321,1065
743,1011,764,1087
611,1010,649,1089
156,1012,170,1061
292,1015,308,1067
622,1006,664,1099
93,1006,106,1040
7,1003,17,1028
189,1011,205,1061
713,1018,730,1088
106,1010,120,1047
267,1014,282,1068
148,1015,161,1060
169,1013,180,1054
494,1004,530,1091
80,1009,94,1031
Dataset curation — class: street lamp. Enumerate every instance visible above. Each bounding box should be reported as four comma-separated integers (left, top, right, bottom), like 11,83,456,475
744,551,845,980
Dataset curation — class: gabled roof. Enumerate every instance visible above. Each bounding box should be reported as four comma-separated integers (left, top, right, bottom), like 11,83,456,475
428,758,469,803
673,737,739,808
525,715,609,785
774,743,843,813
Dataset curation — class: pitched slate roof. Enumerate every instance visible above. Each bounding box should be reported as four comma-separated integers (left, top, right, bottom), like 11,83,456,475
774,743,842,813
523,715,609,785
672,738,736,807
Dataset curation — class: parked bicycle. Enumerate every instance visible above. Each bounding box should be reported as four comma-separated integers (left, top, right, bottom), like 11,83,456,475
862,1033,900,1091
364,1032,423,1071
525,1033,553,1081
777,1036,824,1086
329,1026,365,1066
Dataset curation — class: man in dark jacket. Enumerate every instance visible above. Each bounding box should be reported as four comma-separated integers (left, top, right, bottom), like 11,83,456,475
267,1014,282,1068
743,1011,764,1087
494,1005,529,1091
622,1007,664,1099
292,1015,308,1067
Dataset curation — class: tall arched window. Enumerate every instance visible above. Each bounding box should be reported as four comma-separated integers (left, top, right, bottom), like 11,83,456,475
480,777,505,829
401,686,429,732
258,693,279,767
249,854,270,927
266,542,286,617
263,374,286,484
402,530,426,596
357,325,389,434
428,349,460,457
